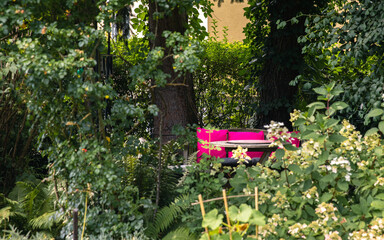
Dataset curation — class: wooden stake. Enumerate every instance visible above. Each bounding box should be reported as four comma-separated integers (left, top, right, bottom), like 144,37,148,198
198,194,210,240
222,189,232,240
255,187,259,237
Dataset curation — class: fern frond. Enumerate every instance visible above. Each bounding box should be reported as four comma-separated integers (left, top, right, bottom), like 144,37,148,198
162,227,197,240
0,206,26,223
29,211,60,230
146,194,192,238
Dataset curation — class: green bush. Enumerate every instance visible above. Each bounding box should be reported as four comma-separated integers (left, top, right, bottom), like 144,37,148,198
193,37,257,128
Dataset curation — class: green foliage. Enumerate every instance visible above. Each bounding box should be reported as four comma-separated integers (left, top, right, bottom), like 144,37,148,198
298,0,384,131
1,0,209,238
215,83,384,238
200,203,265,240
0,175,62,237
193,37,256,128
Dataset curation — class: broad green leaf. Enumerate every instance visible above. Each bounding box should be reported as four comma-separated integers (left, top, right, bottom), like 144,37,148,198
237,204,252,222
275,148,285,160
379,121,384,133
366,108,384,118
351,204,362,215
288,164,302,174
313,86,327,96
329,133,347,143
302,131,320,140
248,210,266,226
307,101,326,109
375,193,384,200
371,200,384,210
330,101,348,110
228,205,240,221
293,118,306,126
337,181,349,192
304,205,316,217
324,118,339,128
365,128,378,137
320,192,333,203
375,147,383,157
284,144,298,151
202,209,223,230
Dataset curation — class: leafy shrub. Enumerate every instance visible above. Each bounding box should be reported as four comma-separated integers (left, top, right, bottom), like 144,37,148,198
225,83,384,238
193,37,257,128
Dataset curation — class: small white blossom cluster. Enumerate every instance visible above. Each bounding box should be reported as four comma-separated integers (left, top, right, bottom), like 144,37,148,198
288,203,342,238
326,156,352,181
271,190,289,208
301,139,321,159
357,160,369,170
260,214,287,238
264,121,291,147
290,109,302,123
337,120,363,154
374,177,384,186
349,218,384,240
363,133,381,152
231,146,251,164
302,186,319,201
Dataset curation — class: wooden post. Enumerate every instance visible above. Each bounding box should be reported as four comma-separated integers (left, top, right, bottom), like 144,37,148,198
255,187,259,237
222,189,232,240
198,194,211,240
73,208,78,240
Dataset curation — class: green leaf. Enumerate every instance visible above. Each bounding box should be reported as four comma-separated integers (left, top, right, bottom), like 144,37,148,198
366,108,384,118
307,101,326,109
288,164,302,174
275,148,285,160
313,86,327,96
320,192,333,203
202,209,223,230
379,121,384,133
248,210,266,226
371,200,384,210
324,119,339,128
237,204,252,222
375,193,384,200
330,101,348,110
337,181,349,191
329,133,347,143
304,205,316,217
365,128,378,137
284,144,298,151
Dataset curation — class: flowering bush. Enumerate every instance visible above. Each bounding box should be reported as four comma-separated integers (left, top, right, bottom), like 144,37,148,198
226,82,384,239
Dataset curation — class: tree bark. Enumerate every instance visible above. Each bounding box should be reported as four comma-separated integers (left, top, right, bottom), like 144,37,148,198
149,1,198,143
256,0,326,129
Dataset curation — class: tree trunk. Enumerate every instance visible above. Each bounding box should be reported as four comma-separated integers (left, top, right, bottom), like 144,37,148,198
149,1,198,143
256,0,326,129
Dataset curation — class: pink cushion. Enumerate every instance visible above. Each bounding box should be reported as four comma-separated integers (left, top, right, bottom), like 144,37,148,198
197,128,228,162
228,131,264,158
